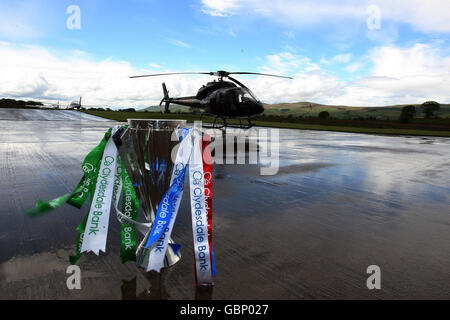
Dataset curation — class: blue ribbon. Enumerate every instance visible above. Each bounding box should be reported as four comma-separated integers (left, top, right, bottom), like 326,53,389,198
211,244,217,276
145,167,186,248
144,129,189,249
181,127,190,139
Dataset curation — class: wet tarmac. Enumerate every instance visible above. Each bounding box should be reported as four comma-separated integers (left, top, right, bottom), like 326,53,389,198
1,110,449,299
0,108,111,121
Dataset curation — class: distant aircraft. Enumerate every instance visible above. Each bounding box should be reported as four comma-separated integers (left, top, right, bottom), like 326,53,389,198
69,97,82,110
50,101,60,109
38,97,102,110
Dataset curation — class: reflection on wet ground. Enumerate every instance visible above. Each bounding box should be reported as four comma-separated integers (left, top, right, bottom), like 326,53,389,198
1,116,449,299
0,108,111,121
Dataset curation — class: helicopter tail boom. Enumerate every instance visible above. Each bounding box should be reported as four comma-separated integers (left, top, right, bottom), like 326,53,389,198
160,83,205,112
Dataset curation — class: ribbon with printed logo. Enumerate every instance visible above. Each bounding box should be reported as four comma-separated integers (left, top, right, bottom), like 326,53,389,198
81,127,119,255
112,128,193,272
202,133,216,277
26,125,217,286
26,128,113,264
145,128,193,272
119,161,139,263
189,129,213,285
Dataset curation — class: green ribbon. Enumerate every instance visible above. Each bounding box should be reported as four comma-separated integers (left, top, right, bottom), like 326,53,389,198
67,128,113,208
120,161,139,263
69,213,88,265
69,128,113,264
26,127,141,265
25,194,71,216
25,128,113,264
26,128,112,216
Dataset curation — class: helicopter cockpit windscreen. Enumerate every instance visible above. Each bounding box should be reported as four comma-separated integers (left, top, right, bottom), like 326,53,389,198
238,88,259,103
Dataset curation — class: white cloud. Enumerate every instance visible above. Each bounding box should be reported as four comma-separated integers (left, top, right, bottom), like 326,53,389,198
344,62,363,73
201,0,363,23
283,45,296,52
248,43,450,105
167,38,191,48
149,63,162,69
370,43,450,78
335,43,450,105
248,52,342,103
332,54,352,64
322,53,353,65
263,52,320,75
1,42,449,108
379,0,450,33
247,72,342,104
365,22,399,43
200,0,242,16
200,0,450,33
0,43,205,108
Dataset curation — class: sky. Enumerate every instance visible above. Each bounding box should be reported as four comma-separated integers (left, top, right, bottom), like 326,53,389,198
0,0,449,108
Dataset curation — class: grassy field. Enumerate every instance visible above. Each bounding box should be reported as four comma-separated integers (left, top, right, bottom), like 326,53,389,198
142,102,450,120
84,110,450,137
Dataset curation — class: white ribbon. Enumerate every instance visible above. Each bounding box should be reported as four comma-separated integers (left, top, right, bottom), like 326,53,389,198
146,129,194,272
112,155,123,209
81,127,119,255
189,129,213,285
83,126,215,283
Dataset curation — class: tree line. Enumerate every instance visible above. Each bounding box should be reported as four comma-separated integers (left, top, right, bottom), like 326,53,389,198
0,98,43,108
314,101,442,122
399,101,441,123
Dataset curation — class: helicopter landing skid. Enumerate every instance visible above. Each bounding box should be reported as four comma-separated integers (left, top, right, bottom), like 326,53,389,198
201,117,254,130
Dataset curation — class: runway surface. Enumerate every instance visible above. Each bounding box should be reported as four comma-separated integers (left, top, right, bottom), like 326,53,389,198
1,110,449,299
0,108,111,121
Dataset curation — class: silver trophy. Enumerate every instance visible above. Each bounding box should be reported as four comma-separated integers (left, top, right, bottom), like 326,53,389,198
112,119,187,275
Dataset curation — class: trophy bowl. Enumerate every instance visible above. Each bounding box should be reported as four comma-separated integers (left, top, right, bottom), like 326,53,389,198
114,119,187,271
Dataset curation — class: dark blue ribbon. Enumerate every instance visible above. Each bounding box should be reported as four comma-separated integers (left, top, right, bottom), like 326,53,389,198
144,129,189,249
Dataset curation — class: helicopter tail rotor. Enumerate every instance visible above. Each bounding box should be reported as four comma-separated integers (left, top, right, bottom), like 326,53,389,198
160,82,171,113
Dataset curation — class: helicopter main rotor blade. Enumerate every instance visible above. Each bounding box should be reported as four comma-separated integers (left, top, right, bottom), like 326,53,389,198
130,70,293,79
227,72,293,79
227,76,249,89
129,72,211,79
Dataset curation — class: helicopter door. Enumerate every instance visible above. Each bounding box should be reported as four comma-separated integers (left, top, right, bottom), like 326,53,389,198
224,89,239,111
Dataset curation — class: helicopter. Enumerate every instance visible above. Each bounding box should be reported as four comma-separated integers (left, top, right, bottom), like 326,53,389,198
130,70,292,128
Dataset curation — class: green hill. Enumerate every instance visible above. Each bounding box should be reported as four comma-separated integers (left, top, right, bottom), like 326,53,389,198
263,102,450,119
140,104,192,113
141,102,450,119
